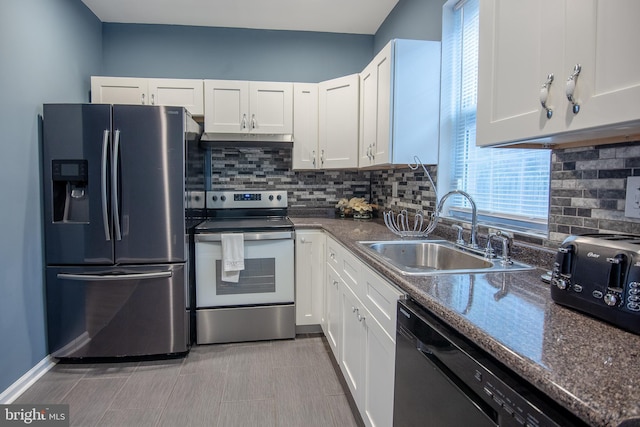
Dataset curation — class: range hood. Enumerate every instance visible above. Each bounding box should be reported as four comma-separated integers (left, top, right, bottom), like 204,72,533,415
200,132,294,148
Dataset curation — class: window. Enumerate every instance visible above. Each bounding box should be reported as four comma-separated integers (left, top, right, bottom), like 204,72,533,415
440,0,550,235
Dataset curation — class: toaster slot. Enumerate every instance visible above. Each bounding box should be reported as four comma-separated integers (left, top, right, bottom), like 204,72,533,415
557,245,574,276
606,254,627,292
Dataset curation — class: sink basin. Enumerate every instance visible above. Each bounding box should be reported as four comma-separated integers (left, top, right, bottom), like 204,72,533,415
359,240,534,275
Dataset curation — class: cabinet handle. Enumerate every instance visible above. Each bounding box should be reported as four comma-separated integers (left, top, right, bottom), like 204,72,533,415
333,280,339,287
352,306,357,313
300,237,306,243
539,73,554,119
141,93,145,105
321,149,325,166
367,145,372,160
312,150,316,168
566,64,582,114
251,114,256,129
241,114,247,130
357,313,364,322
150,93,155,105
329,252,335,260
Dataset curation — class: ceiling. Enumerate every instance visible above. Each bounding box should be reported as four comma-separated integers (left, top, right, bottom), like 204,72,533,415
80,0,400,35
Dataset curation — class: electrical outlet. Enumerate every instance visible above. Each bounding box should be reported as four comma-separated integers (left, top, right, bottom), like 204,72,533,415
392,182,398,198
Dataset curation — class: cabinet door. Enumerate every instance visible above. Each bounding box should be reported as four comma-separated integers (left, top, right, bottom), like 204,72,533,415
359,44,393,168
295,230,325,325
91,76,147,105
359,61,378,167
203,80,249,133
293,83,319,170
476,0,563,146
363,314,395,427
318,74,359,169
249,82,293,134
325,264,342,359
562,0,640,133
148,78,204,115
340,282,366,407
372,45,392,166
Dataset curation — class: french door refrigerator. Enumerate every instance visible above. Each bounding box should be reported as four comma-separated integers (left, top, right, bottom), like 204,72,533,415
42,103,198,359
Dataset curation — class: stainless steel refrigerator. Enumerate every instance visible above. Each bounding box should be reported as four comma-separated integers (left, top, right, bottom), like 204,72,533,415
42,104,199,359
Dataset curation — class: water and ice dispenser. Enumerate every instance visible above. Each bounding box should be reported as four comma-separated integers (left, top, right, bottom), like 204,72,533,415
51,159,89,223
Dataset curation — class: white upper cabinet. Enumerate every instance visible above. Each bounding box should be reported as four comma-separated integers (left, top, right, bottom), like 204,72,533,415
203,80,293,136
477,0,640,147
318,74,360,169
359,39,441,168
293,83,319,170
91,77,204,115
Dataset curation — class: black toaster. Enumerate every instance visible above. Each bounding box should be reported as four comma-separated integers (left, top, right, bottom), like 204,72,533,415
551,233,640,334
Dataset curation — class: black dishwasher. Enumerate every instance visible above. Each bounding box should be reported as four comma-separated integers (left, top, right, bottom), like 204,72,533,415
394,299,586,427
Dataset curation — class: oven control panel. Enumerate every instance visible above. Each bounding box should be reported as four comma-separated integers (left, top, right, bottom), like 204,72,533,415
206,190,288,209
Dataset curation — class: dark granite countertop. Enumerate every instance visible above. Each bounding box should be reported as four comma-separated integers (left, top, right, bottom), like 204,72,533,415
291,217,640,427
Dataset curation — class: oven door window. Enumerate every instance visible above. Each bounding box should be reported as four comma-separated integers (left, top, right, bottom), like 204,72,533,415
195,238,294,307
215,259,276,295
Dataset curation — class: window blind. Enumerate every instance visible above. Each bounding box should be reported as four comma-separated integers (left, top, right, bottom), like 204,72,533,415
441,0,550,232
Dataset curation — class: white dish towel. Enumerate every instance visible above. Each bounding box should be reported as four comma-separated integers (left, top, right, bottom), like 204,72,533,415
221,233,245,283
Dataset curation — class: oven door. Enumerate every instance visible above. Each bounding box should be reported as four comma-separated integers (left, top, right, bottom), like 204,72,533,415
194,231,294,307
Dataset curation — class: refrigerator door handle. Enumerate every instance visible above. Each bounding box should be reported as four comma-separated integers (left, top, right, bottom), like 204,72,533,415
57,271,173,281
101,129,111,241
112,129,122,241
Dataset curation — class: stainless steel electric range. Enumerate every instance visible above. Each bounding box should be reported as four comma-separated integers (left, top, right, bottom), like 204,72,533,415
194,190,295,344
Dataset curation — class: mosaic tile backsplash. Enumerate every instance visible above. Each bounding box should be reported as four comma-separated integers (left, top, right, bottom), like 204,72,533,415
204,140,640,246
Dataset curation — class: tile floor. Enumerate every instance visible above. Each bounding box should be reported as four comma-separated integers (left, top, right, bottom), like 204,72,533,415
14,336,361,427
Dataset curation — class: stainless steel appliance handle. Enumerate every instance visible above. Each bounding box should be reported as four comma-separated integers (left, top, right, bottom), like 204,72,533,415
101,129,111,241
195,231,293,242
112,129,122,240
57,271,172,281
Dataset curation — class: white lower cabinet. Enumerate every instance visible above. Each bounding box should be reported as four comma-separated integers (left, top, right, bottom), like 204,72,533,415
363,310,396,427
322,236,402,427
325,264,342,357
340,282,366,404
295,230,325,326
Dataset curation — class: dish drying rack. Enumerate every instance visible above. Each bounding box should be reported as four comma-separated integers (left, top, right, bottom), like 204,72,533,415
384,156,439,238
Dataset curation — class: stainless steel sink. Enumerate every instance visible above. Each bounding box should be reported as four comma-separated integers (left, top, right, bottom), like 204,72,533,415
358,240,534,275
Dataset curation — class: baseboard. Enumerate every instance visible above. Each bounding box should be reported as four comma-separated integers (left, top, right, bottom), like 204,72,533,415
0,356,56,404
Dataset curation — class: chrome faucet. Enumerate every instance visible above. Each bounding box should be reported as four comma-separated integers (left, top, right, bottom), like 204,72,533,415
436,190,478,248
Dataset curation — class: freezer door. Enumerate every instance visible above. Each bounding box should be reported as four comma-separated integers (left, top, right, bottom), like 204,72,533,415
112,105,186,264
42,104,114,265
46,264,188,358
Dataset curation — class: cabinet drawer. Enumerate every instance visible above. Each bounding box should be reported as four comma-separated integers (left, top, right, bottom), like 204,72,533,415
360,265,404,339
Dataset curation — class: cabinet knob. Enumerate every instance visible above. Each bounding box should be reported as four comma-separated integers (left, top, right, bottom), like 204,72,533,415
539,73,554,119
300,237,306,243
357,313,365,322
566,64,582,114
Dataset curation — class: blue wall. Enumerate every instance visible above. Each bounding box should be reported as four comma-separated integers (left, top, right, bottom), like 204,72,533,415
102,24,374,83
101,0,445,83
0,0,101,393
